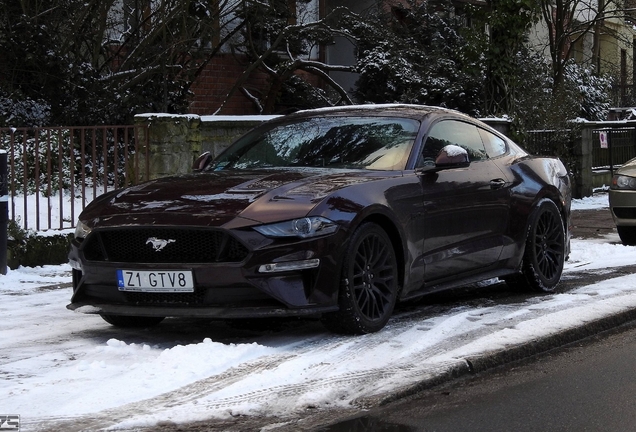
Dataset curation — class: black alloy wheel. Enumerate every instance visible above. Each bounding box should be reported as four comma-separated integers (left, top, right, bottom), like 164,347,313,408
507,199,565,292
322,223,398,334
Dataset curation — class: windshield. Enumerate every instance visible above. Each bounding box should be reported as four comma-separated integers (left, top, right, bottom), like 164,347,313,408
209,116,420,171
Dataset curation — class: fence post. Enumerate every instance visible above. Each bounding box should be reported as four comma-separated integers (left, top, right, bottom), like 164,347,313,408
0,150,7,275
608,129,614,177
574,125,594,199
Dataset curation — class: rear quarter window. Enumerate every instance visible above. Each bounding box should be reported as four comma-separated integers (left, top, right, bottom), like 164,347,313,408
479,129,508,158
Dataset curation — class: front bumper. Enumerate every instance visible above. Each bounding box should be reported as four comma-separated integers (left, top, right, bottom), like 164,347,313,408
609,189,636,226
66,300,338,318
68,226,347,318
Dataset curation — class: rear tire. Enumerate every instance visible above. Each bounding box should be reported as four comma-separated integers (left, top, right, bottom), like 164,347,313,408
617,226,636,246
321,223,398,335
100,314,165,328
506,199,565,293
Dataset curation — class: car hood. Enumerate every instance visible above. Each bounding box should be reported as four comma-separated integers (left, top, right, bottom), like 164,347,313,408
80,169,387,228
617,157,636,176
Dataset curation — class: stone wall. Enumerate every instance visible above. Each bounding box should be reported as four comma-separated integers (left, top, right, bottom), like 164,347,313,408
197,115,279,158
134,114,279,179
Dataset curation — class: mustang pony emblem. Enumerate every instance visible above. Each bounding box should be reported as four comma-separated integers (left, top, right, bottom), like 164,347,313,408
146,237,176,252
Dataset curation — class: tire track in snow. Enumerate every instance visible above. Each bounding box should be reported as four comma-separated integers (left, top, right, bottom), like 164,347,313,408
23,352,297,431
23,268,636,431
23,308,507,431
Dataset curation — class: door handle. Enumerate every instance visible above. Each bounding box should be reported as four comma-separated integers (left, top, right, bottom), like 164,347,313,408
490,178,507,189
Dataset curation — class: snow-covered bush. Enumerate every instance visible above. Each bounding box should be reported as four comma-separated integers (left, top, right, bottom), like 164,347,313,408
513,54,612,133
563,61,613,122
0,93,51,127
353,0,485,117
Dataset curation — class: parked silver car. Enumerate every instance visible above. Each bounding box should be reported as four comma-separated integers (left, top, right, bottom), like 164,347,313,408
610,157,636,245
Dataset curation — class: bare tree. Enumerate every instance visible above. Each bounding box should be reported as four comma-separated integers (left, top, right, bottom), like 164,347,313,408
0,0,249,124
539,0,631,90
98,0,249,114
1,0,365,124
214,1,358,114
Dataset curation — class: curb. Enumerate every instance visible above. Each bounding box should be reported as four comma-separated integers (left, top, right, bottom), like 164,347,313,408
364,306,636,408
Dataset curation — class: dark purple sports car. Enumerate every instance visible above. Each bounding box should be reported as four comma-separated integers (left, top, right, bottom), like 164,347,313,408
68,105,571,334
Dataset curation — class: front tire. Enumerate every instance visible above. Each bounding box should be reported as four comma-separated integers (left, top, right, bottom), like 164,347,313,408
617,226,636,245
321,223,398,335
506,199,565,293
100,314,165,328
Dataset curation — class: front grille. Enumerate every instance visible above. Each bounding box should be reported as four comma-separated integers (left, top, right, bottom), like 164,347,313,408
613,207,636,219
82,227,249,263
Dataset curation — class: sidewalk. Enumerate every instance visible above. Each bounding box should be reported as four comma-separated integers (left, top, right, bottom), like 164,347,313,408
571,207,615,240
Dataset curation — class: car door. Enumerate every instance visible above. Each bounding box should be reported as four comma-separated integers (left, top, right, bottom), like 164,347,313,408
417,119,511,283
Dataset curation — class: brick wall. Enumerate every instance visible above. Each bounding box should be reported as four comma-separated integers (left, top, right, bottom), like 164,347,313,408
188,54,270,116
187,53,328,116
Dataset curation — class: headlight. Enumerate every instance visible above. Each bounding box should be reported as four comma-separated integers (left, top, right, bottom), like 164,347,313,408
612,175,636,190
253,217,338,238
74,220,92,239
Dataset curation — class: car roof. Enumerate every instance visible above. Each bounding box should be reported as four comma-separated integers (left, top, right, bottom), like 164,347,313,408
282,104,469,122
250,104,512,147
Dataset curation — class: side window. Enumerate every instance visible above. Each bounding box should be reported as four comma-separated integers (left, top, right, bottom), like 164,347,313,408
418,120,488,167
479,128,507,158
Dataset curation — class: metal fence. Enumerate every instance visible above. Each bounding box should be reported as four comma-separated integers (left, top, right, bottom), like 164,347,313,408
526,125,636,172
6,122,636,232
0,125,149,232
590,127,636,172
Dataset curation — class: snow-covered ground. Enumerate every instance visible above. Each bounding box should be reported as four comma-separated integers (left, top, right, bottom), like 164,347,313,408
3,193,634,431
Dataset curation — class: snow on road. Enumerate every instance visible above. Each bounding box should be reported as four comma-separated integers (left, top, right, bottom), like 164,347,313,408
3,193,635,431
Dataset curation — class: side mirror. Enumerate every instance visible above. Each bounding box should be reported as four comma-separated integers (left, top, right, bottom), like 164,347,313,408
417,145,470,174
193,151,212,172
435,145,470,168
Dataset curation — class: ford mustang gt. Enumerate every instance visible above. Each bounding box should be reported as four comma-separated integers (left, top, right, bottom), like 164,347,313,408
68,105,571,334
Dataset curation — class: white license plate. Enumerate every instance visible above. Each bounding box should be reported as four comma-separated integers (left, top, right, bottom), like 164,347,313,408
117,270,194,292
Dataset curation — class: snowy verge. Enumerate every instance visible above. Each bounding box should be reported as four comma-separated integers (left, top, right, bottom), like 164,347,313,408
3,235,636,430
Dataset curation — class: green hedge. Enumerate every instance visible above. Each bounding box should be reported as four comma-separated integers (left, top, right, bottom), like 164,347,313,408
7,221,73,269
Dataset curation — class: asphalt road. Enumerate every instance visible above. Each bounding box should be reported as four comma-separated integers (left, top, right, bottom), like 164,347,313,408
322,320,636,432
